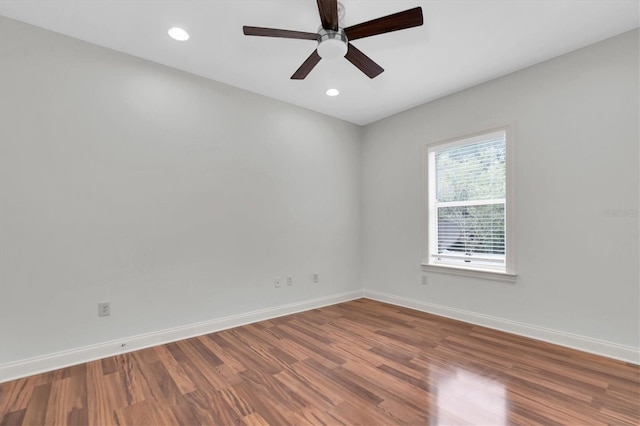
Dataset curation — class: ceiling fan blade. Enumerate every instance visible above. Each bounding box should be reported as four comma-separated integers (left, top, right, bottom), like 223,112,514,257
316,0,338,31
243,26,318,40
291,50,322,80
345,43,384,79
344,7,423,41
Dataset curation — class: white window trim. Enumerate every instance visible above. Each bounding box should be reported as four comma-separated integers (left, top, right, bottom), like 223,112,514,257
421,125,517,283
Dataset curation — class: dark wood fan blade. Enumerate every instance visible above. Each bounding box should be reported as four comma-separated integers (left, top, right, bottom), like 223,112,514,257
345,43,384,79
291,50,322,79
317,0,338,31
243,26,318,40
344,7,423,41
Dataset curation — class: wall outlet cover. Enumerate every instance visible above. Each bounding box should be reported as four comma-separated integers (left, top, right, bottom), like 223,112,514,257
98,302,110,317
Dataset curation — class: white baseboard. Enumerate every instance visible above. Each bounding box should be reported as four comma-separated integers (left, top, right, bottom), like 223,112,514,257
3,288,636,383
363,289,639,365
0,290,363,383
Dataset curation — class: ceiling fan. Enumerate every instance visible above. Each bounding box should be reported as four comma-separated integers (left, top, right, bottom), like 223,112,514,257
242,0,423,79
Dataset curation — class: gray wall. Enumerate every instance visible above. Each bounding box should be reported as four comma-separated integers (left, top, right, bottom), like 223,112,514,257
1,15,638,368
0,17,362,364
361,29,639,348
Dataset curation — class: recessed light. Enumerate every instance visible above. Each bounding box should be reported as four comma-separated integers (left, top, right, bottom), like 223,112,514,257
326,88,340,97
168,27,189,41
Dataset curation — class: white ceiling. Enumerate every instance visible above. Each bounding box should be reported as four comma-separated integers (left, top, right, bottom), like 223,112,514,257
0,0,638,125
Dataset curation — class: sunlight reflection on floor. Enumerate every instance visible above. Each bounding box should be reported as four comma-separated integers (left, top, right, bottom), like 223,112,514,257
432,369,507,425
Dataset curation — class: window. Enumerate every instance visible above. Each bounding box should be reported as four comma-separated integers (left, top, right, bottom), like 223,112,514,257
423,127,515,281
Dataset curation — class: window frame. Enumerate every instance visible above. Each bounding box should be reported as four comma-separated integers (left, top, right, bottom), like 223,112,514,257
421,126,517,283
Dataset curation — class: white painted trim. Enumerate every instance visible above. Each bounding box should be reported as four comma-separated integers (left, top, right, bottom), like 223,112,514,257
421,264,517,283
0,290,363,383
3,288,637,383
504,124,516,275
363,289,640,365
421,124,517,277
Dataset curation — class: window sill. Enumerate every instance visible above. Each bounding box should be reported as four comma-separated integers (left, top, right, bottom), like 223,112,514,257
421,263,517,283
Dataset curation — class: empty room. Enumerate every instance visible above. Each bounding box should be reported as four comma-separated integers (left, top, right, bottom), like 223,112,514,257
0,0,638,425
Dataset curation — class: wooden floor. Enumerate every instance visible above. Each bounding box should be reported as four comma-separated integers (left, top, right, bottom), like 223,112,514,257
1,299,638,425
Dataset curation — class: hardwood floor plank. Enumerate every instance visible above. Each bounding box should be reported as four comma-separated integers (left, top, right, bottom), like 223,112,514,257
187,336,225,366
369,343,415,364
0,409,25,426
142,360,186,406
277,325,346,366
21,383,51,426
303,358,384,406
114,400,158,426
100,357,118,376
183,389,238,425
242,412,270,426
268,328,331,365
377,398,428,425
173,340,233,390
115,353,153,406
210,332,281,375
599,406,640,425
327,400,396,425
335,364,427,415
298,406,345,426
231,382,309,426
317,322,376,349
154,344,197,394
1,298,638,425
272,370,336,410
0,378,34,414
86,362,125,425
231,329,300,373
218,383,255,418
197,335,246,374
238,369,307,412
66,364,88,410
43,377,72,426
239,325,300,365
341,360,432,409
377,363,431,392
66,407,88,426
288,360,347,406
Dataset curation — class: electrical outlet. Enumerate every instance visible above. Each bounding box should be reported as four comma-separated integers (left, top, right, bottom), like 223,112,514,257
312,273,319,283
422,275,428,285
287,276,293,286
274,277,282,288
98,301,111,317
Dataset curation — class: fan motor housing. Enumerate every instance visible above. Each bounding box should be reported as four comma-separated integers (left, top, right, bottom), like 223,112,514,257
317,28,348,59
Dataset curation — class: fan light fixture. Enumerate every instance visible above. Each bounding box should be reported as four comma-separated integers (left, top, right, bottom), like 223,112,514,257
317,28,348,59
168,27,189,41
326,88,340,96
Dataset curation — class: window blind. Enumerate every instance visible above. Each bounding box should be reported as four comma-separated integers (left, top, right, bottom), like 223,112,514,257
432,133,506,268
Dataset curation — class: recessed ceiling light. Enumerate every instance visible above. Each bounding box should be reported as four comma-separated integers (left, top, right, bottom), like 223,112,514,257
168,27,189,41
326,88,340,97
